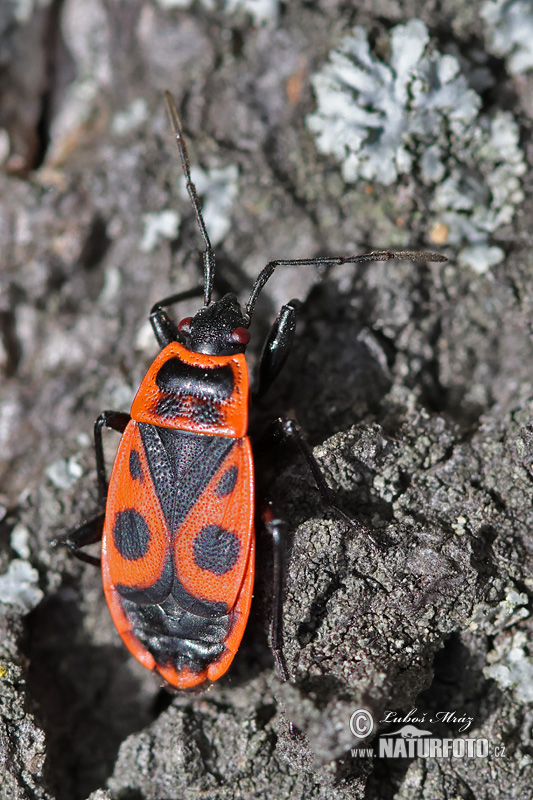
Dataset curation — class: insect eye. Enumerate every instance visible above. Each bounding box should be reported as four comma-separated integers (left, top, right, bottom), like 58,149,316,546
231,327,251,345
178,317,192,333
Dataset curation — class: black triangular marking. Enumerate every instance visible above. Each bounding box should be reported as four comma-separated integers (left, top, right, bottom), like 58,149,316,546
138,424,234,535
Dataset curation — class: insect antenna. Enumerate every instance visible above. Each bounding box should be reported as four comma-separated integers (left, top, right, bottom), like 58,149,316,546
244,249,447,322
164,90,215,307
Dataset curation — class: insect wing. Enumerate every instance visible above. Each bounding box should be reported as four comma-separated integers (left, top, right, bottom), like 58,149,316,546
102,420,170,595
173,436,254,610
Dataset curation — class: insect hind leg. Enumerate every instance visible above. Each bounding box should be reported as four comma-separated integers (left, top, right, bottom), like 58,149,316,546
270,417,384,549
262,506,290,682
268,418,390,598
263,506,304,738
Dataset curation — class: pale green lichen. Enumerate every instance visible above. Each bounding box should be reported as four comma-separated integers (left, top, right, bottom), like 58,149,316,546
306,20,526,272
469,585,529,633
482,0,533,75
139,165,238,253
430,111,525,271
484,631,533,703
139,210,181,253
0,559,43,612
307,21,480,185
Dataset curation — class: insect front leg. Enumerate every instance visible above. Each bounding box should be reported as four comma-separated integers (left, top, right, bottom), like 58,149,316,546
256,299,302,397
149,285,205,348
51,410,130,566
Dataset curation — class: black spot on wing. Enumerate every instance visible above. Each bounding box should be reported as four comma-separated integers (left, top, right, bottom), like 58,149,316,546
215,465,238,497
113,508,150,561
193,524,240,575
129,449,143,481
138,425,234,534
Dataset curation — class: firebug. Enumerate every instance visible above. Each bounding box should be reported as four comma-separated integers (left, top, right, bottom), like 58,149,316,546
52,91,446,689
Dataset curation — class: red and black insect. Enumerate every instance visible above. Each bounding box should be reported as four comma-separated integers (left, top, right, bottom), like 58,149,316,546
52,91,445,689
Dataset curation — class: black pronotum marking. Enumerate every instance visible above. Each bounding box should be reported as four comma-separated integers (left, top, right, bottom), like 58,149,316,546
214,465,238,497
154,359,235,422
113,508,150,561
156,358,234,400
129,449,143,481
153,394,187,420
190,399,222,425
193,524,240,575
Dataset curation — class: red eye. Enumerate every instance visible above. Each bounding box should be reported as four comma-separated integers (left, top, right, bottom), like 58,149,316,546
178,317,192,333
231,326,251,345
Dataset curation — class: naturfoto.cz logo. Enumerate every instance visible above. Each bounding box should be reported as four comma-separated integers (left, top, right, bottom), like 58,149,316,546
349,710,507,760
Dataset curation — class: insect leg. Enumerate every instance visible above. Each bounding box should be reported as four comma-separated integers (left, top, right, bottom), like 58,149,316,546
149,285,205,348
50,511,106,566
262,505,290,682
256,299,302,397
94,410,130,503
271,417,382,548
51,410,130,566
263,505,304,738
